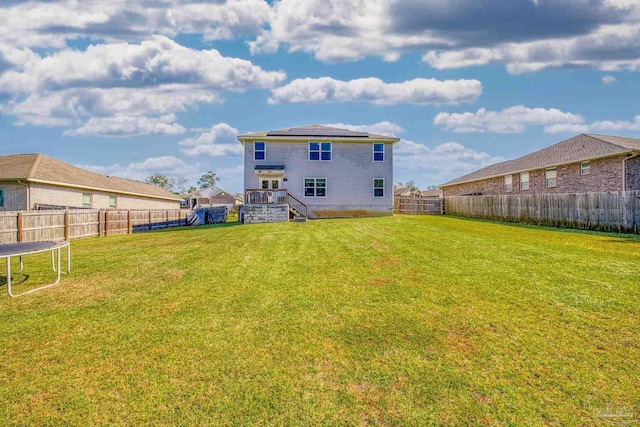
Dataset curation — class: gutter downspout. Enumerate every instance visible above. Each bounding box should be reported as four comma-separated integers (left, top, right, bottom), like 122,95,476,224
622,153,639,191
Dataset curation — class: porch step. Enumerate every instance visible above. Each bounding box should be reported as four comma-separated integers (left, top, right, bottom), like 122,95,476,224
293,216,307,222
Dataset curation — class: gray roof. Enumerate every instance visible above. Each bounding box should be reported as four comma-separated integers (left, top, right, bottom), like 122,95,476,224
238,125,399,142
255,165,285,170
0,153,181,201
441,133,640,187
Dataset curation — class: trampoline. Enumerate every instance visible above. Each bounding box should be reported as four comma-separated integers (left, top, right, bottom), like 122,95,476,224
0,241,70,297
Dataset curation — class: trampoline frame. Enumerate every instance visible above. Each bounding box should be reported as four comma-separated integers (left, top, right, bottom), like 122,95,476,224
0,241,71,297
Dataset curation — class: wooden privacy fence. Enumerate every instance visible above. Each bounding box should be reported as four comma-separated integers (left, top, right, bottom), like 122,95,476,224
0,209,190,244
445,191,640,233
394,197,443,215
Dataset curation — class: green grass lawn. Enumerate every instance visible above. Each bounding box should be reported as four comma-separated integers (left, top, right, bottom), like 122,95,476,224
1,215,638,426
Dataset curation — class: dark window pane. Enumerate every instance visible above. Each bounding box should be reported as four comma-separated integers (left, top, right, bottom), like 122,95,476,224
255,151,265,160
310,151,320,161
374,143,383,152
262,181,269,189
374,188,384,197
305,187,315,196
316,179,326,187
321,151,331,161
316,187,326,197
374,152,384,161
374,179,384,187
309,142,319,151
321,142,331,151
255,142,265,150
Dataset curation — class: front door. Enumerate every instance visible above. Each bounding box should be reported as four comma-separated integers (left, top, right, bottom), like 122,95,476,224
260,178,281,190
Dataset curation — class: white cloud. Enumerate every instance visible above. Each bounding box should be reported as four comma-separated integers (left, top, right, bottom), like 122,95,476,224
268,77,482,105
84,155,192,182
323,121,405,136
544,115,640,133
63,114,186,137
394,138,504,187
0,36,286,135
602,75,617,84
179,123,244,157
433,105,585,133
423,23,640,74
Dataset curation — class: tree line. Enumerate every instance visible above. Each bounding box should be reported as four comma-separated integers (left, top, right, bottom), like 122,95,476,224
145,171,219,194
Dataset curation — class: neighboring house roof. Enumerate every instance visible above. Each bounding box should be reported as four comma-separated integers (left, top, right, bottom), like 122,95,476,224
185,186,234,200
0,153,181,201
441,134,640,187
237,125,400,143
421,189,443,198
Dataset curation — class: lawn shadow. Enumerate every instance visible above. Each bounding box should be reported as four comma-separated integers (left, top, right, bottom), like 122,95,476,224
0,273,29,287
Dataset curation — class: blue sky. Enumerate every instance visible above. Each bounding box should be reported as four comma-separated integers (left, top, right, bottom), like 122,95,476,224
1,0,639,194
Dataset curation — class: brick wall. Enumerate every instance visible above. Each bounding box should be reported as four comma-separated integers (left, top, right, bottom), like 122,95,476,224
0,182,28,211
29,183,179,210
625,155,640,190
244,204,289,224
443,156,626,196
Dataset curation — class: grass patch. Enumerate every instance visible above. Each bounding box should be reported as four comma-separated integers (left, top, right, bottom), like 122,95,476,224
1,215,638,425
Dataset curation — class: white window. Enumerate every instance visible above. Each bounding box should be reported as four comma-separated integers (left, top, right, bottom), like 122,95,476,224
304,178,327,197
520,172,530,190
580,161,590,175
82,193,92,208
373,143,384,162
545,168,557,188
254,142,265,161
309,142,331,161
373,178,385,198
503,175,513,192
109,196,117,209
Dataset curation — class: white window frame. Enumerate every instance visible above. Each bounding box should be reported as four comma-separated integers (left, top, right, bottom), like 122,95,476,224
254,141,266,161
545,168,557,188
503,175,513,192
82,193,92,208
303,177,327,197
373,178,385,198
373,143,384,162
309,142,332,161
109,196,117,209
520,172,530,191
580,161,590,175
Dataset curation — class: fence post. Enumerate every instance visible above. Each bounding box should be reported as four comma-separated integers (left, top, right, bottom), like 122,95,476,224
64,210,70,241
17,212,23,242
166,210,169,228
127,210,132,234
148,210,152,231
98,210,105,237
104,210,109,236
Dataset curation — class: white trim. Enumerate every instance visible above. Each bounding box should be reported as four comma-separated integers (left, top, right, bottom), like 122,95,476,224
373,178,385,198
503,175,513,192
259,177,282,190
545,168,557,188
254,141,266,161
303,177,327,198
519,171,530,190
373,143,385,162
580,161,590,175
308,141,332,161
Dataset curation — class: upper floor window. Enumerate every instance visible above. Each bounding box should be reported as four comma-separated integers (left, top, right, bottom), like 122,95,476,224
373,178,385,198
373,143,384,162
309,142,331,161
520,172,530,190
254,142,266,161
304,178,327,197
545,168,557,188
109,196,117,209
580,161,590,175
0,188,4,207
503,175,513,192
82,193,92,208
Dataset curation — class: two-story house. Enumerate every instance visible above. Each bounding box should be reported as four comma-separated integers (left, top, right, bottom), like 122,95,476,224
237,125,399,223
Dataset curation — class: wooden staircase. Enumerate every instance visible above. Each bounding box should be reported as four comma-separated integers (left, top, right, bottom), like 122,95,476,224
287,193,308,222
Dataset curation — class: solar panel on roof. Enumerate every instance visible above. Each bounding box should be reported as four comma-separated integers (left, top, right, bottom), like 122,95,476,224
267,127,370,137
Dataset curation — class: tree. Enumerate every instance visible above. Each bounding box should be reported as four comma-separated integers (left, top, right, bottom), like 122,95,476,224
145,173,172,191
198,171,219,189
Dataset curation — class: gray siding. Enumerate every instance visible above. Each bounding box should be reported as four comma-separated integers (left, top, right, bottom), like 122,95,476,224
244,140,394,218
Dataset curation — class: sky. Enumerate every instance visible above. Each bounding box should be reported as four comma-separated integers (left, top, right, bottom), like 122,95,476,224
1,0,640,194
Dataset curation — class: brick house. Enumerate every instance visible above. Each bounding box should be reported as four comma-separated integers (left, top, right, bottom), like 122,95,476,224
0,154,181,211
183,186,236,210
440,134,640,196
